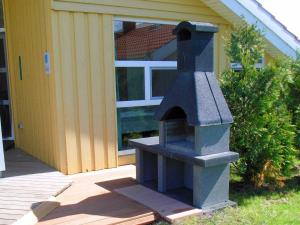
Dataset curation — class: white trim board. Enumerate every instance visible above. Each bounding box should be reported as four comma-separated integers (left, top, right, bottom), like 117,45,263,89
114,16,217,27
0,118,5,173
115,61,177,67
114,17,179,26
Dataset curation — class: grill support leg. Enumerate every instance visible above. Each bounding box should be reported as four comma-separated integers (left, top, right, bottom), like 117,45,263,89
158,155,166,192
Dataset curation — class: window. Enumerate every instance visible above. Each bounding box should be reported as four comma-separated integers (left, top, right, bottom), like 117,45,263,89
116,67,145,101
0,72,8,100
231,58,265,71
117,106,159,150
114,20,178,151
0,38,5,67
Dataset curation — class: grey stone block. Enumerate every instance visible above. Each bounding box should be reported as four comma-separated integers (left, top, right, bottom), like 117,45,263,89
158,155,166,192
136,149,158,184
135,148,143,183
193,164,230,209
195,124,230,155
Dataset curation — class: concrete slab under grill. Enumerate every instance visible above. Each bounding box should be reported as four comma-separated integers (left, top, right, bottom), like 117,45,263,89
115,184,202,223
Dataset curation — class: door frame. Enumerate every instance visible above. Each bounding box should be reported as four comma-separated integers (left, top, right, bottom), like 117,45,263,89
0,114,5,175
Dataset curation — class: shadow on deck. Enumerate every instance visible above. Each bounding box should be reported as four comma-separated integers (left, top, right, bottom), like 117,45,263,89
37,166,158,225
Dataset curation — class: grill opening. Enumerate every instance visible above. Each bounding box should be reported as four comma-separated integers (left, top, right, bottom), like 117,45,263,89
165,119,194,152
162,106,186,120
162,107,195,152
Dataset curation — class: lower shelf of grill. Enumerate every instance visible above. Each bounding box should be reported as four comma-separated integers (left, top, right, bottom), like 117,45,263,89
142,180,193,205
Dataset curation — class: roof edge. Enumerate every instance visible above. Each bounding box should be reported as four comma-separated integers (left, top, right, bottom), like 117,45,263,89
202,0,300,58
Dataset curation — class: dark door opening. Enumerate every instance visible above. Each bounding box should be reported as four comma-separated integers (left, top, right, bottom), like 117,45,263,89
0,0,14,150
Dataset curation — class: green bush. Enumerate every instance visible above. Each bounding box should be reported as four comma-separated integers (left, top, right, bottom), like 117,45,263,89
221,23,296,187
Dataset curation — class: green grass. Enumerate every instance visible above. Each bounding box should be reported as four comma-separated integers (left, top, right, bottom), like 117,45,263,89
154,161,300,225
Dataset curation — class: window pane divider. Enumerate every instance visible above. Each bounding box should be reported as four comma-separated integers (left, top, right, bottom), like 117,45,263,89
115,61,177,67
116,100,162,108
145,65,151,101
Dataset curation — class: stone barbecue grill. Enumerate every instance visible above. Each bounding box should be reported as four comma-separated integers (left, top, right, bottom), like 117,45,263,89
130,21,239,211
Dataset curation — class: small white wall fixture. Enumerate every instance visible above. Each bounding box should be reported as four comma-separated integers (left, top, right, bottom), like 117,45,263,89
0,118,5,177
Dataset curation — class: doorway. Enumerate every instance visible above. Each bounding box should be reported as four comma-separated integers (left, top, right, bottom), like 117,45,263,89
0,1,14,150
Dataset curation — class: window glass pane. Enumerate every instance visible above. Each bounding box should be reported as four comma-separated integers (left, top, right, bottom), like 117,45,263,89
117,106,159,150
0,105,11,138
114,21,177,61
0,72,8,100
116,67,145,101
151,69,177,97
0,37,5,68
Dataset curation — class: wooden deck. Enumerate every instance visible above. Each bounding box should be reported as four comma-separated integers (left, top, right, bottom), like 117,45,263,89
1,150,203,225
0,149,72,225
37,165,158,225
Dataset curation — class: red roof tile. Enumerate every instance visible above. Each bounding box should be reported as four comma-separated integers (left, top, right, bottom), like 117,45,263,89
116,24,176,60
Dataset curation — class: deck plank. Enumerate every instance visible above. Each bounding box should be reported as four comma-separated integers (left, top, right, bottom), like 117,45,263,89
0,149,72,225
37,165,158,225
0,219,15,225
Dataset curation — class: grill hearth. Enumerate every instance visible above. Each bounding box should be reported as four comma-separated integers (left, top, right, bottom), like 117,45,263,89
130,21,239,211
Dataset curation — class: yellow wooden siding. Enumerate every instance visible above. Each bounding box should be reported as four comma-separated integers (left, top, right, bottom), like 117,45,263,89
3,0,59,168
52,0,227,24
214,24,231,75
51,11,118,174
51,0,231,172
264,52,274,64
118,154,136,167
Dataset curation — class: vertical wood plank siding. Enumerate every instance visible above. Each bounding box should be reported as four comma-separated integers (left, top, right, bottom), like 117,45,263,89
52,12,117,173
3,0,60,169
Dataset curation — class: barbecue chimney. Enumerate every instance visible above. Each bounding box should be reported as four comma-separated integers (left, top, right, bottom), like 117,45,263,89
130,21,239,211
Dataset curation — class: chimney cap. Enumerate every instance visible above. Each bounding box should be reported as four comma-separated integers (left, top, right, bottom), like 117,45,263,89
173,21,218,35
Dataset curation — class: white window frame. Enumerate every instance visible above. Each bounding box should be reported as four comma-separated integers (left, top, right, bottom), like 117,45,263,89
114,18,179,110
0,30,14,141
115,61,177,108
114,17,179,26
